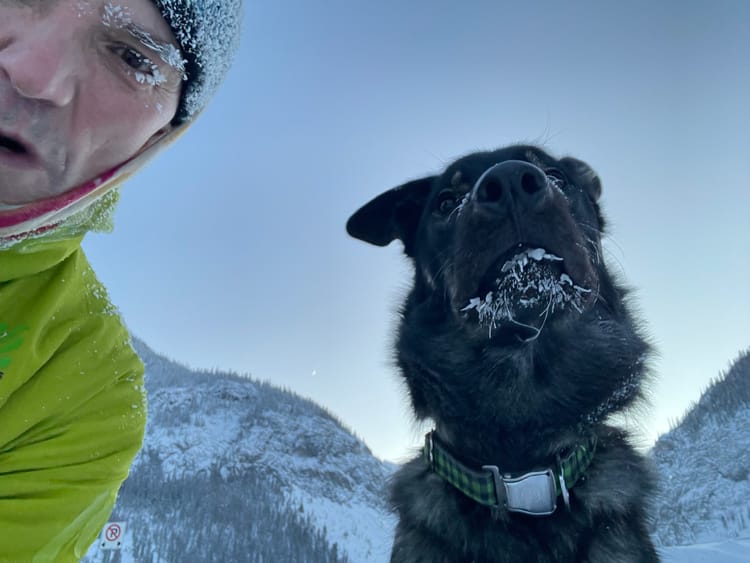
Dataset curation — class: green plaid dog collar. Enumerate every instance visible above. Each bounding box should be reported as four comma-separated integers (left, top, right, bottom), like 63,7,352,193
424,431,597,517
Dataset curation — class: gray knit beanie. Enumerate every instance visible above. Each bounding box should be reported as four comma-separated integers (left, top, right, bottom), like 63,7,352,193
152,0,243,124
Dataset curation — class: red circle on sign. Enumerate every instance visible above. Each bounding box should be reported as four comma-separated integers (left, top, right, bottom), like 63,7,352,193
105,523,121,542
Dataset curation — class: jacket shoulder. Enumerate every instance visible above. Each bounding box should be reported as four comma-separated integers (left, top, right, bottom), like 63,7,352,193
0,246,147,561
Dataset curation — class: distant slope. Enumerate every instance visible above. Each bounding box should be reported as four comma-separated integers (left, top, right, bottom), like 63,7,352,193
84,337,395,562
660,538,750,562
82,338,750,560
651,349,750,546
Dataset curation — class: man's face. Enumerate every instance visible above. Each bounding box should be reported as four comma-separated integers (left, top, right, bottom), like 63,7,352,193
0,0,183,205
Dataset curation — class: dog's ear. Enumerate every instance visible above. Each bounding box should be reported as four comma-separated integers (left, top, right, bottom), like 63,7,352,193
559,157,602,201
346,176,434,254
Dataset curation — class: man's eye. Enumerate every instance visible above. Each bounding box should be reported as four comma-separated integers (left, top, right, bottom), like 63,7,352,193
112,45,153,72
110,44,167,86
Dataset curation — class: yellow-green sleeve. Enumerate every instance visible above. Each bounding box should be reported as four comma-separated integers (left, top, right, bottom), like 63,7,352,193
0,244,146,562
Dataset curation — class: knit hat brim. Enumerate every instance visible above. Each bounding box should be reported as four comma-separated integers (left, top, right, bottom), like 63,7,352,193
152,0,243,124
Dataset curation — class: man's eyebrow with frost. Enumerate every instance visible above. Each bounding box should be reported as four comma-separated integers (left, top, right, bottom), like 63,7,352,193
120,21,186,78
99,1,187,79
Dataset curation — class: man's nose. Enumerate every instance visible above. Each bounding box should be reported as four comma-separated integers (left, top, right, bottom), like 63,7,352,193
0,25,77,107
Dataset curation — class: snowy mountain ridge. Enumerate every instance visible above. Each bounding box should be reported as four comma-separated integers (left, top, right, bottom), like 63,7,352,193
83,340,750,561
651,349,750,547
84,337,396,562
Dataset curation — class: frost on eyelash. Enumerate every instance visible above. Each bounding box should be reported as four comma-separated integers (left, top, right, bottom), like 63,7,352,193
135,64,167,86
461,248,591,338
128,26,187,79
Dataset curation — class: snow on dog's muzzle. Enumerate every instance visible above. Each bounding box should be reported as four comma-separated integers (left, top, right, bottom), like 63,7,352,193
461,248,592,339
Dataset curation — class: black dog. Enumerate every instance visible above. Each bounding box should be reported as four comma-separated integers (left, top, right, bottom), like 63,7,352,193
347,145,658,562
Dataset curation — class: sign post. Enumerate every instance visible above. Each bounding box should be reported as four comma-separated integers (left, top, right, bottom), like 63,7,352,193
100,521,126,550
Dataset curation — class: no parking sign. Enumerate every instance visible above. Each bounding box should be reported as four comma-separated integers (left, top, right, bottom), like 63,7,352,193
100,521,126,550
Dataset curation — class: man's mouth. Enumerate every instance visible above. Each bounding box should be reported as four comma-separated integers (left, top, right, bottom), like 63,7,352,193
0,131,43,172
0,134,28,155
461,247,592,339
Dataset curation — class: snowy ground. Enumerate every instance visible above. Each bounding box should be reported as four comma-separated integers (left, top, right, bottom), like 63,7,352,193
660,538,750,563
86,536,750,563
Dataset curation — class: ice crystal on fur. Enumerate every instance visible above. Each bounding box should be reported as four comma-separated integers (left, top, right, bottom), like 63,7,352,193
451,193,471,219
546,174,565,195
582,354,647,424
461,248,591,338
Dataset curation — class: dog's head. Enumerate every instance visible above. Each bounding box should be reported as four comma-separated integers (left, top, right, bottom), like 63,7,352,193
347,145,649,442
348,145,606,342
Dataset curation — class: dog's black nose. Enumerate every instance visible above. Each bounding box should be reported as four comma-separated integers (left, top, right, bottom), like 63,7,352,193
472,160,550,209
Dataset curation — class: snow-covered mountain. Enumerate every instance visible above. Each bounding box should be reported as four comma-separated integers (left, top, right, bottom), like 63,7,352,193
83,337,396,562
83,340,750,562
651,349,750,548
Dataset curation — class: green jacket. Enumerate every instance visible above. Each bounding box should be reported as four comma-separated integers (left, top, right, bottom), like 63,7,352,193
0,236,146,562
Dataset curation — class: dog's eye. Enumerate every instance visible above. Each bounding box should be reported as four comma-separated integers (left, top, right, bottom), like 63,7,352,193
436,191,458,215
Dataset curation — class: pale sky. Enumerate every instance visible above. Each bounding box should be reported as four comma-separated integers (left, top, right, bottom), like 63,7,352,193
83,0,750,462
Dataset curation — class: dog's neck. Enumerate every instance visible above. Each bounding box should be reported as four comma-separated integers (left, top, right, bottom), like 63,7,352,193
430,419,588,473
399,307,649,471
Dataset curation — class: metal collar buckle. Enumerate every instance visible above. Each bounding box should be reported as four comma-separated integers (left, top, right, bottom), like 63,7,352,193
426,431,434,465
482,466,558,516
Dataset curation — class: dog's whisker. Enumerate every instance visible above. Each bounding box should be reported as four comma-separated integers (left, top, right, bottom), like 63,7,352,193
432,256,452,281
575,240,601,267
578,222,604,266
604,233,625,256
509,315,541,342
507,294,550,344
422,252,454,292
447,193,471,221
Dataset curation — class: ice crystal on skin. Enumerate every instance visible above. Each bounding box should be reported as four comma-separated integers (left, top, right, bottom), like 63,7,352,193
102,2,132,28
461,248,592,339
76,0,94,18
